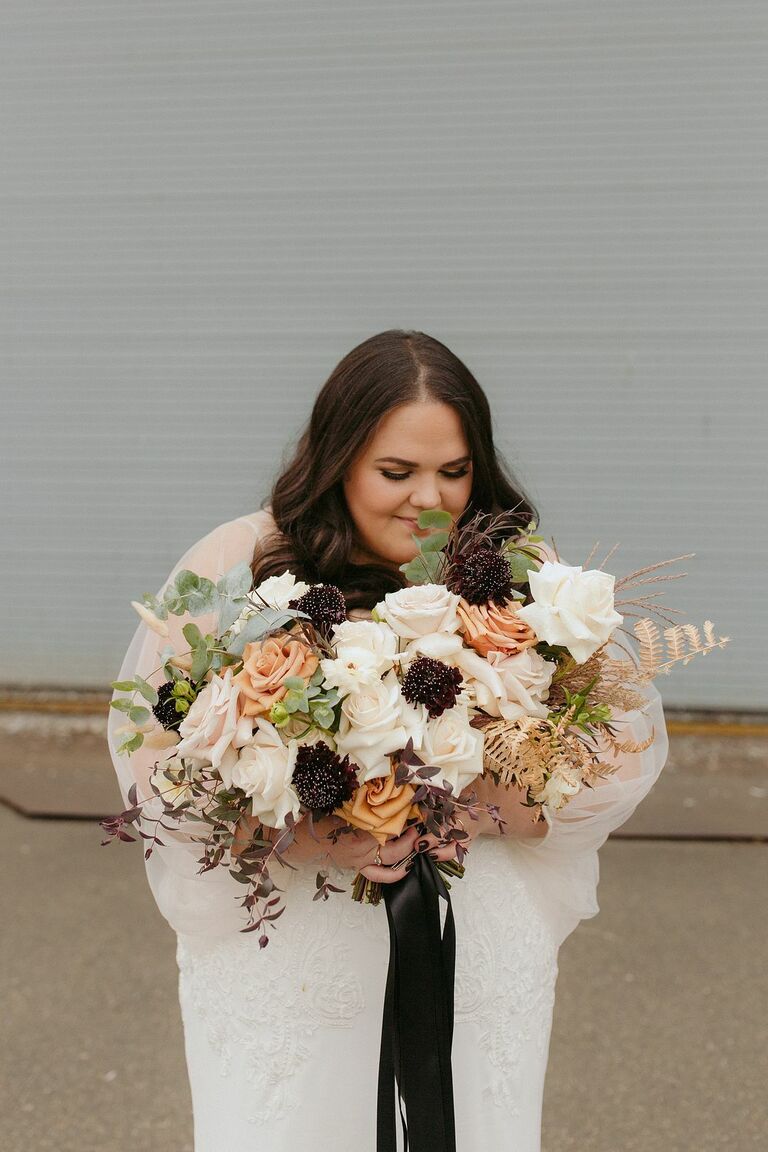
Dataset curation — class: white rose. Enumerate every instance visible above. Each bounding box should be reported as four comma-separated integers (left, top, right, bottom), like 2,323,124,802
230,570,310,636
532,765,582,812
374,583,461,640
320,619,398,694
229,717,301,828
485,648,556,722
173,668,241,781
420,705,484,795
515,561,623,664
334,670,426,782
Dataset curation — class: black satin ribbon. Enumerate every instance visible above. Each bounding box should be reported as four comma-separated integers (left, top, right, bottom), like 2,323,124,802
377,851,457,1152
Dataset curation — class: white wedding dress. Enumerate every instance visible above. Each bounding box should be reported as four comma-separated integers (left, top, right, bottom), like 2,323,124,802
106,509,669,1152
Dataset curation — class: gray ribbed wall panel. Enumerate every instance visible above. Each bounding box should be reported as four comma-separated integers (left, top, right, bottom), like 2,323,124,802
1,2,764,707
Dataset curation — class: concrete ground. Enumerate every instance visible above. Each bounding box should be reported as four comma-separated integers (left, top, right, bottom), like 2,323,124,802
0,704,766,1150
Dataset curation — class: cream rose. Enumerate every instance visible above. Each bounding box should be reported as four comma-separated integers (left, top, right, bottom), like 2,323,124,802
320,619,399,694
334,670,426,782
227,717,301,828
515,561,623,664
173,667,241,779
484,648,556,721
374,583,461,640
420,704,484,795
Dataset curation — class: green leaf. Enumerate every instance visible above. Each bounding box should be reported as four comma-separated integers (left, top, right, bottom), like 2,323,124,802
109,698,134,713
400,549,442,584
174,570,200,595
507,550,540,583
191,643,212,683
182,622,204,649
111,679,137,692
117,732,144,754
416,508,453,530
128,706,151,725
419,530,450,552
133,676,158,705
218,561,253,601
185,577,219,615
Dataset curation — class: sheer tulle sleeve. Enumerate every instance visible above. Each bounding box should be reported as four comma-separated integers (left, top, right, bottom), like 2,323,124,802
106,510,275,939
509,541,670,950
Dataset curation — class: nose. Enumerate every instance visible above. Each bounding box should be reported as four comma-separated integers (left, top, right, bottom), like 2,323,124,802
406,477,442,510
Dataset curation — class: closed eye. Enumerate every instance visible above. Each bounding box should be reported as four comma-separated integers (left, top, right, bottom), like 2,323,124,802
381,468,470,482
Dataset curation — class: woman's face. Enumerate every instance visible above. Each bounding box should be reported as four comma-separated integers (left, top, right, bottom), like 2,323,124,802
342,401,474,570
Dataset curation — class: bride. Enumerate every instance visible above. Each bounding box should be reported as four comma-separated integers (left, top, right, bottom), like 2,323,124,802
107,328,668,1151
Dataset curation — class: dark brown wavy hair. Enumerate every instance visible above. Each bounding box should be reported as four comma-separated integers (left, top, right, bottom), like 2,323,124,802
250,329,540,611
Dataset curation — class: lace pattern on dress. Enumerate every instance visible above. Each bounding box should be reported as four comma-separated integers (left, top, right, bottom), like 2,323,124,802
451,835,559,1112
175,860,389,1124
176,835,558,1123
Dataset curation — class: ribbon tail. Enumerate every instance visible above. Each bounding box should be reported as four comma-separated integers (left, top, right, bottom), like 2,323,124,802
377,852,457,1152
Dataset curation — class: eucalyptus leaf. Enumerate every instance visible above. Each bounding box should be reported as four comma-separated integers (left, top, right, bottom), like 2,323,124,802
217,596,248,635
225,607,305,657
117,732,144,754
182,622,204,649
218,560,254,601
191,643,212,683
184,578,219,615
416,508,453,530
110,679,137,692
419,530,450,552
109,698,134,713
174,570,200,596
507,551,540,583
133,676,158,705
128,706,151,725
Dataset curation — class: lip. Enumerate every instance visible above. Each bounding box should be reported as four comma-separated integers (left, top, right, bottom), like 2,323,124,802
397,516,430,532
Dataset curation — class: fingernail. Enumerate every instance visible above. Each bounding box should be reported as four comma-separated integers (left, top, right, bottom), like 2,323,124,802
417,839,430,852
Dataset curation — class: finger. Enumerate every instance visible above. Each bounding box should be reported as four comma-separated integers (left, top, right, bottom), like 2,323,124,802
379,824,421,866
359,858,414,885
426,843,461,862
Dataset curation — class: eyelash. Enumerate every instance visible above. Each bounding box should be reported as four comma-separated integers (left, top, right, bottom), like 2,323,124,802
380,468,470,482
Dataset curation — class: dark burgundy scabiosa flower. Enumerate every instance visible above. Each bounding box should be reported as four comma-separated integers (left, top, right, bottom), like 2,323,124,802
291,740,359,816
288,584,347,635
401,656,464,718
449,541,513,606
152,677,198,731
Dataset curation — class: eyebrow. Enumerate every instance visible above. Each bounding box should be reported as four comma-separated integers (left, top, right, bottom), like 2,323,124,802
374,455,472,468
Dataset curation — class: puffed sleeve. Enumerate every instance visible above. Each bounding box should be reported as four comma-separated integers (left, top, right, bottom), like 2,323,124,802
508,540,670,950
105,510,276,938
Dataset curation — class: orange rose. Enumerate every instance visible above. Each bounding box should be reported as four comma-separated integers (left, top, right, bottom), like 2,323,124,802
335,768,421,846
232,635,319,717
456,597,539,657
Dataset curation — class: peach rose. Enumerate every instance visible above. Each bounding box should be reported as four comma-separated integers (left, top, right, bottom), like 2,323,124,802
232,635,319,718
335,768,421,846
456,597,539,657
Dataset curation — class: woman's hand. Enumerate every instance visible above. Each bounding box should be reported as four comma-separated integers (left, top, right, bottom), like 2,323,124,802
357,812,486,885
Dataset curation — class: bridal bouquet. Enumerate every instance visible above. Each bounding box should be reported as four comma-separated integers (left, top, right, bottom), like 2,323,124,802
102,509,729,944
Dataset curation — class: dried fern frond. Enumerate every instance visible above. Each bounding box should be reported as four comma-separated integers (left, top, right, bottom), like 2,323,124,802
631,617,730,679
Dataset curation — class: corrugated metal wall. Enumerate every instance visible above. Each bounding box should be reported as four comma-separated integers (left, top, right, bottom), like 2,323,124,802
1,2,764,707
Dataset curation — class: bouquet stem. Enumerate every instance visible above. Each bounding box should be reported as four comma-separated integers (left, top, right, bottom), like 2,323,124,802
351,857,465,905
